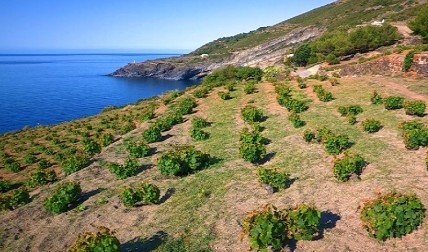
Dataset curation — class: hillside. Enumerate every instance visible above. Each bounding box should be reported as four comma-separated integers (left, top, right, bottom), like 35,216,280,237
111,0,425,80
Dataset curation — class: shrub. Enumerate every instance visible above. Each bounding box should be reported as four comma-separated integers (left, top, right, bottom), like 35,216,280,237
384,96,404,110
333,153,366,182
347,115,357,125
68,227,121,252
193,87,209,98
122,182,160,207
225,82,235,91
288,112,306,128
82,138,101,155
107,157,140,180
239,143,266,163
161,90,183,105
38,158,52,169
172,97,197,115
119,122,136,135
338,105,363,116
142,126,162,143
154,113,184,132
23,152,37,165
244,82,256,94
157,146,211,176
141,109,155,121
362,119,382,133
0,179,12,193
100,133,114,147
298,82,307,89
401,120,428,150
330,78,340,86
0,188,31,211
275,85,291,97
361,192,425,241
241,105,264,123
190,128,210,141
240,127,265,145
285,204,321,241
43,182,82,214
218,91,232,100
191,117,209,129
324,134,351,155
5,161,21,173
257,168,290,189
27,169,57,187
61,155,90,175
404,100,426,116
313,85,334,102
242,205,286,251
125,141,151,158
371,91,383,105
403,51,415,72
303,130,315,143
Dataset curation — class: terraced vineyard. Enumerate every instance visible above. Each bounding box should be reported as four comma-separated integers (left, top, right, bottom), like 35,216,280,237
1,68,428,251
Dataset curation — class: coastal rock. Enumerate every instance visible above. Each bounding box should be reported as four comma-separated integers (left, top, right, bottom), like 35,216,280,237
110,26,323,80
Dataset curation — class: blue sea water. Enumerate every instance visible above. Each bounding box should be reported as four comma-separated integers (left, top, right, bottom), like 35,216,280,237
0,53,198,134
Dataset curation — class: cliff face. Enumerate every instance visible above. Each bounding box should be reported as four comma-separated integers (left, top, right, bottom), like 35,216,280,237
110,26,323,80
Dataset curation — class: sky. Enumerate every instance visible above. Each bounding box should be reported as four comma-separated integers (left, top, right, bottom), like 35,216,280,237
0,0,335,53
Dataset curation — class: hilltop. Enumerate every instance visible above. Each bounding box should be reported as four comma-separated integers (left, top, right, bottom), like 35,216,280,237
111,0,426,80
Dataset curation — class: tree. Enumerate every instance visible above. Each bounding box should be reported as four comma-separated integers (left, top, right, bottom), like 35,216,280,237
294,44,311,66
409,5,428,42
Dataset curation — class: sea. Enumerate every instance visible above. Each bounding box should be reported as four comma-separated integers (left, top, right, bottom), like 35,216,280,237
0,53,198,134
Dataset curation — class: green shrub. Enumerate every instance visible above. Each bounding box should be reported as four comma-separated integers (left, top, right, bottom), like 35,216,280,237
347,115,357,125
361,192,425,241
23,152,37,165
257,168,290,189
141,109,155,121
324,134,351,155
404,100,426,116
218,91,232,100
193,87,209,98
157,146,211,176
241,105,264,123
38,158,52,169
190,128,210,141
68,227,121,252
275,85,291,97
288,112,306,128
61,155,90,175
43,182,82,214
333,153,365,181
277,96,308,113
338,105,363,116
403,51,415,72
285,204,321,241
82,138,101,155
142,126,162,143
5,161,21,173
401,120,428,150
240,127,265,145
0,179,12,193
125,141,151,158
122,182,160,207
119,122,136,135
172,97,197,115
239,143,266,163
303,129,315,143
329,78,340,86
371,91,383,105
244,82,256,94
153,113,184,132
0,188,31,211
27,169,57,187
362,119,382,133
242,205,286,251
100,133,114,147
384,96,404,110
225,82,235,91
162,90,183,105
313,85,334,102
191,117,209,129
298,82,307,89
107,157,140,180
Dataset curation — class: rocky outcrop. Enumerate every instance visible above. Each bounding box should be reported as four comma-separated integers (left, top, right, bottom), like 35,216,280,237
110,26,323,80
413,53,428,76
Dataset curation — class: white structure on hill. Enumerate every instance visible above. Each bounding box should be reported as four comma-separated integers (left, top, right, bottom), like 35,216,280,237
371,19,385,26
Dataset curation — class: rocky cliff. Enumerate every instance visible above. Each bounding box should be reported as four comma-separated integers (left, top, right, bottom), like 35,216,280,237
110,26,322,80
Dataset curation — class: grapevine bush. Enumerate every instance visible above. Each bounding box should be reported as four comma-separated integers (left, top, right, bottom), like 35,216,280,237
125,140,151,158
239,143,266,163
401,120,428,150
404,100,426,117
384,96,404,110
371,91,383,105
61,154,90,175
43,182,82,214
257,168,290,189
190,128,210,141
0,179,12,193
122,182,160,207
191,117,209,129
285,204,321,241
244,82,256,94
288,112,306,128
361,192,425,241
241,105,264,123
338,105,363,117
68,227,121,252
0,188,30,211
313,85,334,102
107,157,140,180
142,126,162,143
218,91,232,100
362,119,382,133
157,146,211,176
333,152,366,182
27,169,57,187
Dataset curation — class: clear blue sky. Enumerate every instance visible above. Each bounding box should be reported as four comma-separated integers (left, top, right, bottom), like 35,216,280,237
0,0,335,53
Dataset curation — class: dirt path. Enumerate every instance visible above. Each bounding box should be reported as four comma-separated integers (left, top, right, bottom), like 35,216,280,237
370,76,428,102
